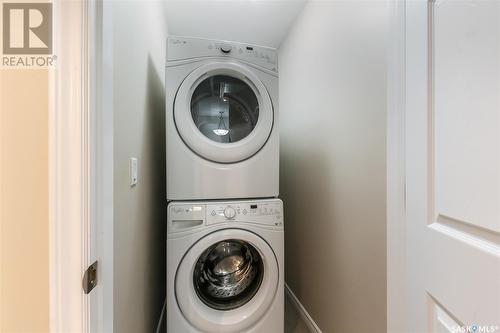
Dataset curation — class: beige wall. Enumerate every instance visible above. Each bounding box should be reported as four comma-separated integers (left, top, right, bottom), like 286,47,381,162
0,69,49,332
279,2,387,332
110,2,168,332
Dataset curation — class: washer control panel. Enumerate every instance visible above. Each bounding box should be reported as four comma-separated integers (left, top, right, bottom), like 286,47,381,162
167,199,283,233
206,201,283,227
167,36,278,72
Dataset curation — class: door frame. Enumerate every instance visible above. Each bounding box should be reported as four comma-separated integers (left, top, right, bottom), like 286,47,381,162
386,0,407,332
48,1,111,331
47,0,415,331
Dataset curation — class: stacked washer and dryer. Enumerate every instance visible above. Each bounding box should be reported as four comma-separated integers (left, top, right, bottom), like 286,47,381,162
165,36,283,333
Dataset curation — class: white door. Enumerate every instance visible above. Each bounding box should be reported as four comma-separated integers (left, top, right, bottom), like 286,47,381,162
405,0,500,332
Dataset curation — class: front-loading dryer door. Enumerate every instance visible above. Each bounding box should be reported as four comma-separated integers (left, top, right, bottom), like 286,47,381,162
175,228,279,333
174,62,274,163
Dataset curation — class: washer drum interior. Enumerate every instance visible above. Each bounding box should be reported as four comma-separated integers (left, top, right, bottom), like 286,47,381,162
193,239,264,311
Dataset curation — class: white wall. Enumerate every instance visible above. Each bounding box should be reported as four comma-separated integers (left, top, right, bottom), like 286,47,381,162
164,0,305,47
110,1,168,332
279,2,387,332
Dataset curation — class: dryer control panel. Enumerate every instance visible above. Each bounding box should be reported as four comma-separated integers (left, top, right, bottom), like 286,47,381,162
167,36,278,73
167,199,283,233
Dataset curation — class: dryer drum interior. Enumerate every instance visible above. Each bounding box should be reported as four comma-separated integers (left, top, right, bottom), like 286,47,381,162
193,239,264,311
191,75,260,144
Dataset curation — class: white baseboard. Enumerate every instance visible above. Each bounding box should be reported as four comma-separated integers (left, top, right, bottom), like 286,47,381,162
285,283,322,333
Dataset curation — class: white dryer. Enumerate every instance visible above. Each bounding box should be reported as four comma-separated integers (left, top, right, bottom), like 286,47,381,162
166,36,279,200
166,199,284,333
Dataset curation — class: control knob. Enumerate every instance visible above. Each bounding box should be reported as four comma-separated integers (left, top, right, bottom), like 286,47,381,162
223,206,236,219
220,43,232,54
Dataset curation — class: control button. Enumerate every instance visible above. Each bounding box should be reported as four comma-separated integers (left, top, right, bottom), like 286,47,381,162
210,210,216,216
242,209,247,215
220,43,232,54
223,206,236,219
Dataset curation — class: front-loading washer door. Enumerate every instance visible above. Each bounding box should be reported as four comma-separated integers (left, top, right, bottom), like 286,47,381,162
174,62,274,163
175,229,279,333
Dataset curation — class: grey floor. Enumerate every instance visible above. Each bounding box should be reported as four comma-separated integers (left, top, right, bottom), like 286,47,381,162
285,293,311,333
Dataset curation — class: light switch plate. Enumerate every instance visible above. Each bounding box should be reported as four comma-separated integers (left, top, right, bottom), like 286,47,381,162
129,158,138,186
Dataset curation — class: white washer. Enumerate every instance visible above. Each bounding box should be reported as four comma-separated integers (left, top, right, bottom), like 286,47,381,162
166,36,279,200
167,199,284,333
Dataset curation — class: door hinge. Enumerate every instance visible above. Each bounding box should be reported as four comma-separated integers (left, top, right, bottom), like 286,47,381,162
83,261,98,294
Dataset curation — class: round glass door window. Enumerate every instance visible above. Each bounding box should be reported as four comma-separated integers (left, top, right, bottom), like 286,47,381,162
191,75,259,143
193,239,264,311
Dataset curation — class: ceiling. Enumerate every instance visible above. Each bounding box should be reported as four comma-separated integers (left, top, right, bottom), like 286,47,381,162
164,0,307,48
